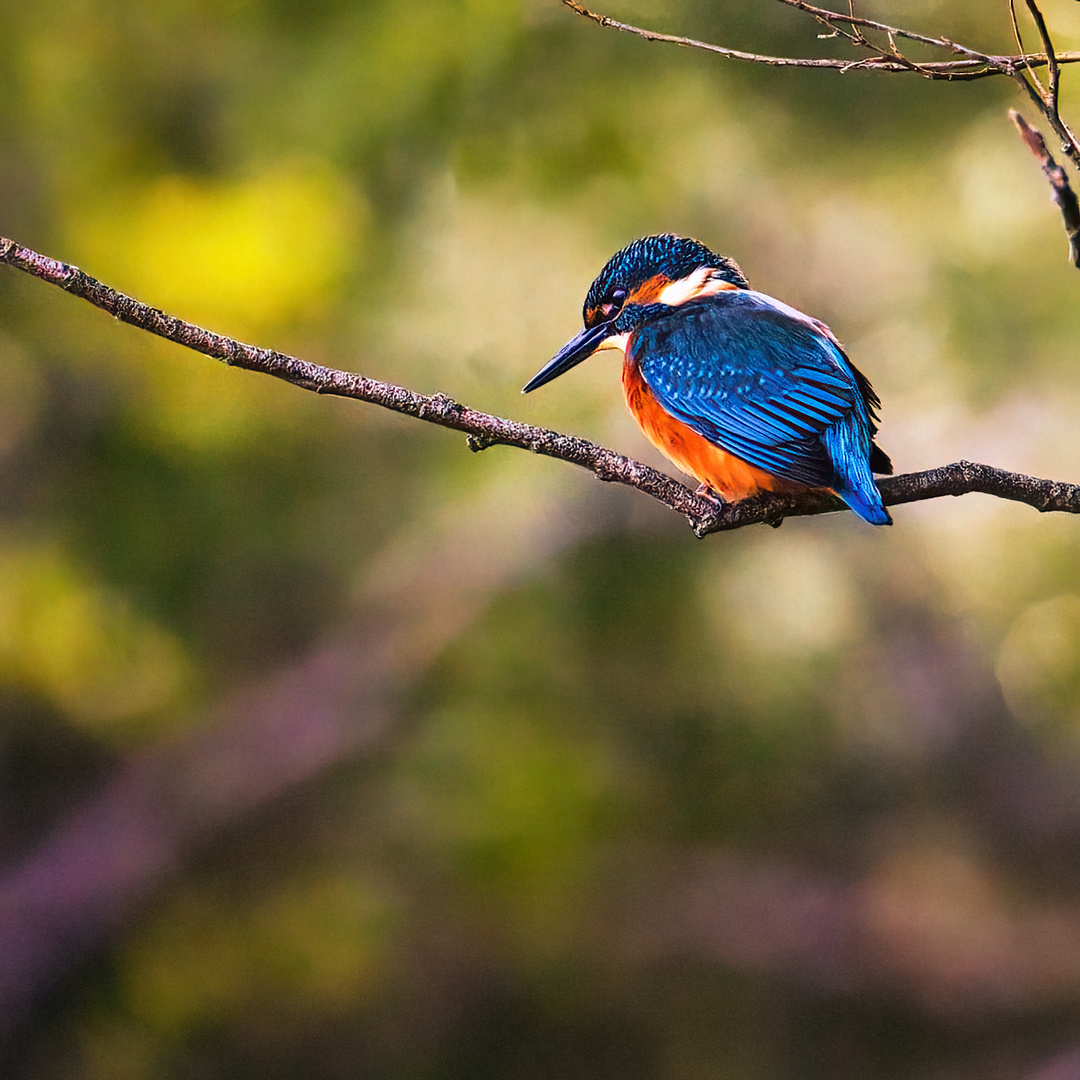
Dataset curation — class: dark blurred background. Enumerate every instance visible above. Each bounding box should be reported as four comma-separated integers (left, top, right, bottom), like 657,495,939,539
3,1,1080,1077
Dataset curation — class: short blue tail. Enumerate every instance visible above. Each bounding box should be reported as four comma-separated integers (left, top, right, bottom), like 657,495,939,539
824,422,892,527
834,478,892,526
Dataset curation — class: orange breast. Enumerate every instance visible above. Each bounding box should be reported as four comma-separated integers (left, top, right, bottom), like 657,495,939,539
622,359,797,501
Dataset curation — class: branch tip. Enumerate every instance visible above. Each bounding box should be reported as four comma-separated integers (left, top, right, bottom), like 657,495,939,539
1010,110,1080,266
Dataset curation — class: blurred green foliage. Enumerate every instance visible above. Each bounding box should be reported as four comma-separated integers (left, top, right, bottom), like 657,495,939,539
3,1,1080,1078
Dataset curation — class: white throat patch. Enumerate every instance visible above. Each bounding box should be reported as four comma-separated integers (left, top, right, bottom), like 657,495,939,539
656,267,735,306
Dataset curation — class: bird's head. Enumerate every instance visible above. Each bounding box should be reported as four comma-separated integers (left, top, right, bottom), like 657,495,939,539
522,233,748,394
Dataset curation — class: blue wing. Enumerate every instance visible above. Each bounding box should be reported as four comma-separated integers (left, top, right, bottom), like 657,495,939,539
631,289,881,490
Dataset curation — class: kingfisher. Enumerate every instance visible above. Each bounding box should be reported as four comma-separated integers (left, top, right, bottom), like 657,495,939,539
522,234,893,526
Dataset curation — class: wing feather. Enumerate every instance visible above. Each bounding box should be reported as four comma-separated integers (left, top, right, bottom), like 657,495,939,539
631,290,876,488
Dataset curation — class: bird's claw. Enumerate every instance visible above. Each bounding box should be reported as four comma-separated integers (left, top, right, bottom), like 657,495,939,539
693,483,725,505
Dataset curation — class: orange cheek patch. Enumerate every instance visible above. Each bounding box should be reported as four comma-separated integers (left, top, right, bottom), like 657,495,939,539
622,362,799,501
626,275,672,306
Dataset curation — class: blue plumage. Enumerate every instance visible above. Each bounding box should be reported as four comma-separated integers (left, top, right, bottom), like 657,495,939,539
523,234,893,526
632,289,889,522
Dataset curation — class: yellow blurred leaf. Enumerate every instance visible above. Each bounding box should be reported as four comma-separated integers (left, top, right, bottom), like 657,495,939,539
66,161,365,337
0,542,191,732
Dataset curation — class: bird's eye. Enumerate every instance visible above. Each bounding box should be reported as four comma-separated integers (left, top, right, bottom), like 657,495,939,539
600,288,627,318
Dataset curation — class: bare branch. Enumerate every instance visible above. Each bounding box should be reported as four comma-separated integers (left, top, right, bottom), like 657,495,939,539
1010,110,1080,265
2,236,1079,535
560,0,1080,81
562,0,1080,255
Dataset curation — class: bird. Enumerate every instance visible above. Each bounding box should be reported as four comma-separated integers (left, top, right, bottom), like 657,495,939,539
522,233,893,526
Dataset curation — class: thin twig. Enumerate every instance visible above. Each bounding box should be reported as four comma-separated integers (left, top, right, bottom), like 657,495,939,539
562,0,1080,240
1025,0,1060,106
774,0,988,57
2,236,1079,535
1010,110,1080,265
1010,0,1047,101
1022,0,1080,160
560,0,1080,81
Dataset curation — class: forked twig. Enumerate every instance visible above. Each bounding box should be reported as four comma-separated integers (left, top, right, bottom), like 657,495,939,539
563,0,1080,260
561,0,1080,83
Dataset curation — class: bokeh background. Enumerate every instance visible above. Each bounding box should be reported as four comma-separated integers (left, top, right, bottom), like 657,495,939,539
3,1,1080,1077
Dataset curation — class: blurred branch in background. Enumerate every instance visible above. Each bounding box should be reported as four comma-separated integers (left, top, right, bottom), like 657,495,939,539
564,0,1080,266
9,600,1076,1059
2,236,1079,537
9,562,1080,1064
0,473,598,1041
605,611,1080,1022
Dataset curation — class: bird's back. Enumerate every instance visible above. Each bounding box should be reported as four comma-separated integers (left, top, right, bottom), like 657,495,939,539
625,289,892,523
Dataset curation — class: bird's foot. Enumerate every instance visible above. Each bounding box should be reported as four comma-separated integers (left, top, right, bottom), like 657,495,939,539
693,483,726,505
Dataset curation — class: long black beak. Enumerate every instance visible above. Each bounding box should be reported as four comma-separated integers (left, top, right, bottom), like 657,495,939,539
521,321,614,394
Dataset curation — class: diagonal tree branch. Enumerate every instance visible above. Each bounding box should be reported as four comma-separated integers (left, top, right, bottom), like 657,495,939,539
2,235,1079,535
